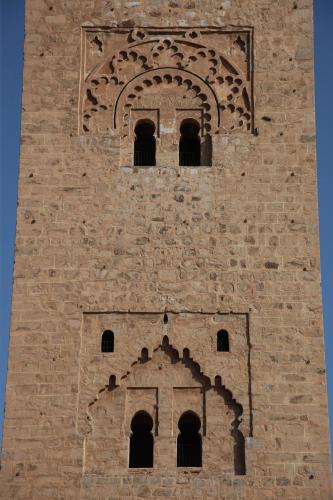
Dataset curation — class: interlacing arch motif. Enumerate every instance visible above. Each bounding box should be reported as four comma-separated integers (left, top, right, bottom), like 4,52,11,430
81,28,253,135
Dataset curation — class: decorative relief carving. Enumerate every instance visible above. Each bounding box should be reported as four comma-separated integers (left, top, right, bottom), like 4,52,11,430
117,69,218,137
80,27,254,136
84,335,246,474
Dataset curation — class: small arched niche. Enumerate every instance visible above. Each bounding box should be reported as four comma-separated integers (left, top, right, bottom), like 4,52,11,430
179,119,201,166
134,119,156,166
140,347,149,363
101,330,114,353
129,411,154,468
108,374,117,391
217,329,229,352
177,411,202,467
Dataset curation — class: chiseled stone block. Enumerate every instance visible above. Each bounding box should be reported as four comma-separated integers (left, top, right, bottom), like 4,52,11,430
0,0,332,498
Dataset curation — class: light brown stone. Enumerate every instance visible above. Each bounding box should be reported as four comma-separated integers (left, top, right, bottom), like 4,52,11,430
0,1,332,499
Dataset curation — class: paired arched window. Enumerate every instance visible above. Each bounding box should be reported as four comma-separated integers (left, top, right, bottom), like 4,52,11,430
217,329,229,352
101,330,114,353
129,411,154,468
133,118,210,166
128,410,203,469
179,119,201,166
134,119,156,166
177,411,202,467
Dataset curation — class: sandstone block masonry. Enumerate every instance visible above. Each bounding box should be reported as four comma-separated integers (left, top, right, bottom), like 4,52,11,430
0,1,332,499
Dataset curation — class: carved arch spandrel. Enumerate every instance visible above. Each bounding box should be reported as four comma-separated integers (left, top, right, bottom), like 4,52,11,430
85,336,246,429
116,68,219,138
80,28,254,136
84,35,244,85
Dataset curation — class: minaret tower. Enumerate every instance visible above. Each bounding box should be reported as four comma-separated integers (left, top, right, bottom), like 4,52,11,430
1,2,331,499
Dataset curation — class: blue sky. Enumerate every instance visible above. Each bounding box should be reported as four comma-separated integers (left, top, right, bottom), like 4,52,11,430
0,1,332,457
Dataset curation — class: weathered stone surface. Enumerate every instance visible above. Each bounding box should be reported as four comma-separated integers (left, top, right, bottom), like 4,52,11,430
0,0,332,499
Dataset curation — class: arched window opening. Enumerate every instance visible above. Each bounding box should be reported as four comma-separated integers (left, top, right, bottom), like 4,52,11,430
134,120,156,166
101,330,114,353
108,375,117,391
163,313,168,324
177,411,202,467
217,330,229,352
179,119,201,166
129,411,154,468
140,347,149,363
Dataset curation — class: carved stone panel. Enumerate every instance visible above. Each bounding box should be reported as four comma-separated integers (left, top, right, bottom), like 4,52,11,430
79,312,251,478
80,27,254,146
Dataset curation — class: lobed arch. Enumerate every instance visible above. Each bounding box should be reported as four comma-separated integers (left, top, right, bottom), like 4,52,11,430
87,335,245,425
81,28,254,135
133,119,156,166
129,410,154,468
84,36,243,86
177,410,202,467
114,67,220,133
179,118,202,166
85,335,246,475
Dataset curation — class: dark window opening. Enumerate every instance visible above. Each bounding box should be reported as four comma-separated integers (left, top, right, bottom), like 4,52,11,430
179,119,201,166
217,330,229,352
134,120,156,166
108,375,117,390
129,411,154,468
177,411,202,467
140,348,149,363
101,330,114,353
163,313,168,324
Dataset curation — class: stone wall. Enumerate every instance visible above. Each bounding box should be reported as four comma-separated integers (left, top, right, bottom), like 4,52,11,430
0,0,332,499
